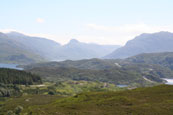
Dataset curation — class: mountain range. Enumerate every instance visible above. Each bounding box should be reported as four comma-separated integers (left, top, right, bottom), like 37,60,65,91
105,31,173,59
55,39,120,61
0,31,120,64
2,31,173,64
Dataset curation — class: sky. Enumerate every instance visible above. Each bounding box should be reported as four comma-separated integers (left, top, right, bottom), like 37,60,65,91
1,0,173,45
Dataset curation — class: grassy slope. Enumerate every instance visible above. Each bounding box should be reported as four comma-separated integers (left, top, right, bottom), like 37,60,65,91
29,85,173,115
125,52,173,70
21,81,122,96
0,81,124,114
0,95,62,114
1,85,173,115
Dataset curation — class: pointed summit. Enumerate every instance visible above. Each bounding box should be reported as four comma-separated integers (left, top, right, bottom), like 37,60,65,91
68,39,79,44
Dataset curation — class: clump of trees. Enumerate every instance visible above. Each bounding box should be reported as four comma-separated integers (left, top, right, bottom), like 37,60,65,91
0,68,42,97
0,68,42,85
0,83,22,97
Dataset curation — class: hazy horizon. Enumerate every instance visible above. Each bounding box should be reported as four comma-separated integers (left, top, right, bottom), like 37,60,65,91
1,0,173,45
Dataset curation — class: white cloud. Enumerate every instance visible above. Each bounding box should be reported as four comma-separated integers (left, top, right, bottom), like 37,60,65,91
36,18,45,23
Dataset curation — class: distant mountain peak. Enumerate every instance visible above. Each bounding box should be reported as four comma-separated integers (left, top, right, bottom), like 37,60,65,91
155,31,169,33
139,31,172,37
0,31,120,61
105,31,173,59
7,31,26,37
69,39,79,44
0,32,7,38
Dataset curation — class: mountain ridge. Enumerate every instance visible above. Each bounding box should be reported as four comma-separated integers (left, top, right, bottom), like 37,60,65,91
105,31,173,59
0,31,120,63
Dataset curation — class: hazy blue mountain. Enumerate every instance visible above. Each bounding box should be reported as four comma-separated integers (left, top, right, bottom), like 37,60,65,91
7,32,120,61
56,39,120,60
0,32,44,64
105,31,173,59
0,31,120,63
6,32,61,60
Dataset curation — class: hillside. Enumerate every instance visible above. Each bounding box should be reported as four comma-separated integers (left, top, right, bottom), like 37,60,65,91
56,39,120,60
0,32,45,64
6,32,61,60
23,58,173,85
22,58,118,70
124,52,173,70
0,31,120,63
26,66,147,85
2,85,173,115
105,31,173,59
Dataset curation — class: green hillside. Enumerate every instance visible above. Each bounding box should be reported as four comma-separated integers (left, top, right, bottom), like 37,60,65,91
24,58,173,85
26,66,155,86
1,85,173,115
22,58,117,70
125,52,173,70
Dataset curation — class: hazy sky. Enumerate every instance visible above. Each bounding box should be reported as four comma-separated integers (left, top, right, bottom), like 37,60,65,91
1,0,173,45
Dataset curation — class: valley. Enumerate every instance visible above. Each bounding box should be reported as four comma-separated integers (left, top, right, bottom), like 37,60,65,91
2,1,173,114
1,32,173,115
1,52,173,114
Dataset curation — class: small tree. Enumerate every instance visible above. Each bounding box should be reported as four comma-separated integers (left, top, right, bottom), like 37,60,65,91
48,90,56,95
15,105,23,115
